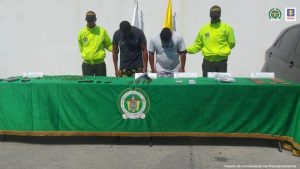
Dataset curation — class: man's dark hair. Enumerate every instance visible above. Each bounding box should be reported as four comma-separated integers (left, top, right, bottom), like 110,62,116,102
119,21,132,34
160,28,172,42
210,5,221,19
86,11,96,21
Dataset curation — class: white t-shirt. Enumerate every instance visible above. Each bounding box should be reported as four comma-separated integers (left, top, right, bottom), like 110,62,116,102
148,31,186,73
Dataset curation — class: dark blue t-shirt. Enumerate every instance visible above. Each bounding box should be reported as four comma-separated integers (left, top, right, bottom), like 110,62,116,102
113,27,146,69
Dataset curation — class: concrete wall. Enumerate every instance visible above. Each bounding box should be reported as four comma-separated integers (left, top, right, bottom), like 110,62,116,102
0,0,298,77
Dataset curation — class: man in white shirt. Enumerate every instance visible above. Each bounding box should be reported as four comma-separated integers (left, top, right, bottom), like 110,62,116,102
148,28,186,77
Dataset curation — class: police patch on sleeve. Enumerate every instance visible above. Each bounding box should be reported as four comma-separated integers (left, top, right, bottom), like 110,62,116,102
117,88,150,120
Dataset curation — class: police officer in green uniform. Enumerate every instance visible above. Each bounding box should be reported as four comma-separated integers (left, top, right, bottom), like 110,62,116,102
187,5,235,77
78,11,112,76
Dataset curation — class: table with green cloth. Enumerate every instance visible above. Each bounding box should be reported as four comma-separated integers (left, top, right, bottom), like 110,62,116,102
0,76,300,155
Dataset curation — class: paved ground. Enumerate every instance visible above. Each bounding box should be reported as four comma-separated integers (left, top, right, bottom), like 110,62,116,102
0,136,299,169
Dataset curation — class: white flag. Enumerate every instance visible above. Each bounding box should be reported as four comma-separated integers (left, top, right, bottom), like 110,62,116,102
131,1,139,28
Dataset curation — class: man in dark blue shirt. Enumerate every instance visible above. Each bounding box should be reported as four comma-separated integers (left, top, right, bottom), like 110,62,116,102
112,21,148,77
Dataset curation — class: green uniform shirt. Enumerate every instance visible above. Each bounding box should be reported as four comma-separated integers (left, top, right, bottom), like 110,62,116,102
78,25,112,64
187,21,235,61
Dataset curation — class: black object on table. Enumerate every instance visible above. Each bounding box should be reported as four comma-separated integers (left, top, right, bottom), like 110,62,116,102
5,77,19,82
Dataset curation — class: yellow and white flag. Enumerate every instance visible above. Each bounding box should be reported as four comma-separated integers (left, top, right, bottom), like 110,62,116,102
163,0,172,30
131,1,139,28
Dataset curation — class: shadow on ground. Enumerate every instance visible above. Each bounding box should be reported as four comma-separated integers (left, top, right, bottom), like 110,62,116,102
0,135,278,148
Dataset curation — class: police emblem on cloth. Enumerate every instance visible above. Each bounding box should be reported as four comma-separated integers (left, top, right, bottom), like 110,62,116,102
117,88,150,119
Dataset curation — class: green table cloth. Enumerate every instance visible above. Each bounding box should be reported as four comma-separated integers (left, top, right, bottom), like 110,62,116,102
0,76,300,154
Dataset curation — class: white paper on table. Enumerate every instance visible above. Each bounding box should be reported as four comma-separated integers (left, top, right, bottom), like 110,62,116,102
22,72,44,78
250,72,275,79
174,72,197,78
207,72,232,78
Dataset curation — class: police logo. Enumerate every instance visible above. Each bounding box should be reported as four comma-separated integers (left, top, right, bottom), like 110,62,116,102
83,37,88,44
269,8,282,21
117,88,150,119
285,8,296,21
205,33,210,38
